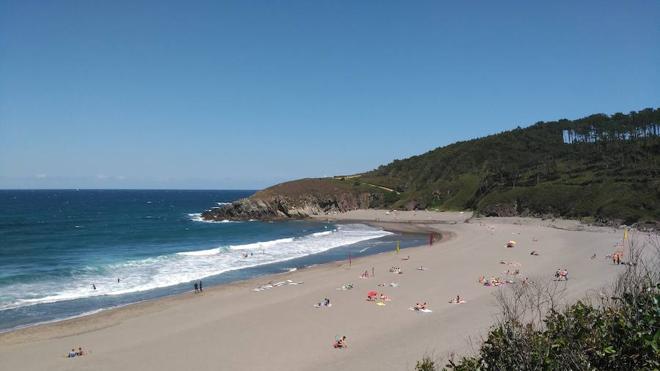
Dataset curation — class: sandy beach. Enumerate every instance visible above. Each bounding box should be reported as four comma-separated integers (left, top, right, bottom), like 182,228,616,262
0,211,627,371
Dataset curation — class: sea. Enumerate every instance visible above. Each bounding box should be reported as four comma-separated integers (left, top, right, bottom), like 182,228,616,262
0,190,426,332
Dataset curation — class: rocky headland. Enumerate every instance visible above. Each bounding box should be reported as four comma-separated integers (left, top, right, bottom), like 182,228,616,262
201,178,389,221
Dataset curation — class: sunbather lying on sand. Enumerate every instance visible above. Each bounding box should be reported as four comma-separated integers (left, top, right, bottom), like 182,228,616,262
410,302,432,312
449,295,466,304
389,266,403,274
333,336,347,349
314,298,331,308
413,302,428,310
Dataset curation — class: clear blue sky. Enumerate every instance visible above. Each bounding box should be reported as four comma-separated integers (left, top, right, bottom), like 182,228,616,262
1,1,658,189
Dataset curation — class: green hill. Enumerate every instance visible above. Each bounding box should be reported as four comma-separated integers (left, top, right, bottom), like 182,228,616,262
205,108,659,226
358,108,660,225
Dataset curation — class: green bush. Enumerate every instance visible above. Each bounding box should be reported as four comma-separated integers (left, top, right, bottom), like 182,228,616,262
415,356,437,371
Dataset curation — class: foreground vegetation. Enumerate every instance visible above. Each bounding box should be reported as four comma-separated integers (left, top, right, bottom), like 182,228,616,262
415,238,660,371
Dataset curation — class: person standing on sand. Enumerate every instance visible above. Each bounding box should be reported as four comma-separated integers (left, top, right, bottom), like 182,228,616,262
199,280,203,292
194,282,199,293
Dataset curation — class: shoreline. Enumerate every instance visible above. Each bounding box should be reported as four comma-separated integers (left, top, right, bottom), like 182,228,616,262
0,210,625,371
0,219,443,343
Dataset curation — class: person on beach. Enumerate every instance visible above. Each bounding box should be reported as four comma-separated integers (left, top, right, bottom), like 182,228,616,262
413,302,428,310
361,270,369,278
68,349,77,358
333,336,347,349
76,347,85,356
199,280,203,292
194,282,199,293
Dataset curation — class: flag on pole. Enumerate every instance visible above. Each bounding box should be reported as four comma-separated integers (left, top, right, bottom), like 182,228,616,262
623,228,628,241
395,241,400,254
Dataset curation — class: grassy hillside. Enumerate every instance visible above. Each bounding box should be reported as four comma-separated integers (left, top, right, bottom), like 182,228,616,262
355,108,660,225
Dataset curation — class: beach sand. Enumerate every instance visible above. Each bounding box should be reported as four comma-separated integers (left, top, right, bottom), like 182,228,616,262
0,211,626,371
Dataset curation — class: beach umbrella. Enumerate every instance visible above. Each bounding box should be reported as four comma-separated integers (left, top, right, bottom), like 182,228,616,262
367,290,378,297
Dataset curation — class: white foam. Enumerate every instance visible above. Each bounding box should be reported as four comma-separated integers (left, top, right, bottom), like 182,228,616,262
0,224,391,311
188,213,237,223
229,238,295,250
176,247,222,256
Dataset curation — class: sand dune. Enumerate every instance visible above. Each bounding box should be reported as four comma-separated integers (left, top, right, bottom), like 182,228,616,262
0,211,626,371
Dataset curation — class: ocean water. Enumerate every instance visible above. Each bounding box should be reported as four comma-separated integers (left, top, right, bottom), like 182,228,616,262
0,190,425,331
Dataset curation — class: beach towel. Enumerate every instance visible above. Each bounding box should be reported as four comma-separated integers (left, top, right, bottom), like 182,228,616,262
409,307,432,313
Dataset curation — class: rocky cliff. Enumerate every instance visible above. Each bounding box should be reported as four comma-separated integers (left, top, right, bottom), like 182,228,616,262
201,178,388,221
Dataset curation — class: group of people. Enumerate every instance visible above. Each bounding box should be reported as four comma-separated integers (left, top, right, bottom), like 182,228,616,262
413,302,428,311
91,278,123,291
315,298,331,307
193,280,203,293
388,266,403,274
66,347,85,358
554,269,569,281
359,267,376,279
612,252,623,265
479,276,511,286
448,295,465,304
505,269,520,276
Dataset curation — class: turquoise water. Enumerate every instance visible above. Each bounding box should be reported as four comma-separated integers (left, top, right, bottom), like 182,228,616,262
0,190,424,331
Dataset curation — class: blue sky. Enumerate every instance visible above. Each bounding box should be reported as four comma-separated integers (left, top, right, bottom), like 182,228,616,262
1,1,658,189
